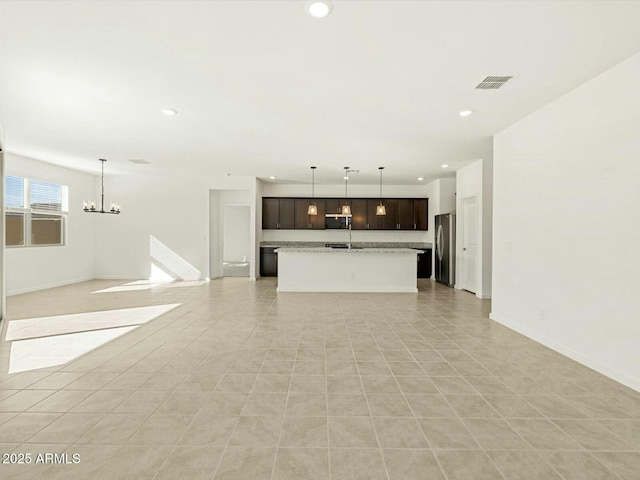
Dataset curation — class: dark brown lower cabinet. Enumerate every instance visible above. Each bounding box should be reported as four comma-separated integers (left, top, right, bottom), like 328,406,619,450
260,247,278,277
417,249,432,278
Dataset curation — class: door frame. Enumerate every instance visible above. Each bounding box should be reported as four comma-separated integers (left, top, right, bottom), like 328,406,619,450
457,193,479,293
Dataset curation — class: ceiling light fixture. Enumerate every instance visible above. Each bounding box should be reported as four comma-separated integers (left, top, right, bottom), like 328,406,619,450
417,177,424,181
441,164,449,169
459,110,473,117
307,166,318,216
269,176,276,180
376,167,386,216
306,1,333,18
161,108,177,116
84,159,120,214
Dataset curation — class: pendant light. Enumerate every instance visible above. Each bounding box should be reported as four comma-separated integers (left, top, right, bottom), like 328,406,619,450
376,167,386,215
307,166,318,215
83,158,120,214
341,166,351,215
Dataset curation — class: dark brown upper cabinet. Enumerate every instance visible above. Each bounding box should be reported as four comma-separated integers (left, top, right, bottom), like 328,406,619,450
414,198,428,230
367,198,398,230
262,198,295,229
367,198,428,230
397,199,415,230
294,199,326,229
324,198,344,215
366,199,384,230
262,197,428,230
349,199,368,230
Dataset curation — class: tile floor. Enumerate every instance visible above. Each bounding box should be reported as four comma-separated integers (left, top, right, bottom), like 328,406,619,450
0,278,639,479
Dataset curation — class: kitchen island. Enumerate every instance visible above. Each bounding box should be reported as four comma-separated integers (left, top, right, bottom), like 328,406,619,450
276,247,419,293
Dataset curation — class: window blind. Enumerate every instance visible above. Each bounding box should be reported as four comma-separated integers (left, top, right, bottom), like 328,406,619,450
30,179,63,212
5,176,25,208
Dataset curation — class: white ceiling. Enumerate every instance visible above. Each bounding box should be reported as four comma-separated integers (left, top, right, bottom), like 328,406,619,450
1,0,640,185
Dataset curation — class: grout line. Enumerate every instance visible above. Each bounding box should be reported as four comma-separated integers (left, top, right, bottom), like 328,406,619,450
321,298,332,480
347,312,392,480
371,315,451,480
268,307,304,480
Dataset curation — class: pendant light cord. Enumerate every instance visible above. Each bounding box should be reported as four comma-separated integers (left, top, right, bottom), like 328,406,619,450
345,166,349,198
101,158,106,212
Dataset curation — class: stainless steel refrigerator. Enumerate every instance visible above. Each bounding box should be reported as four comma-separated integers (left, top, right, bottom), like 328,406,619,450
435,213,455,287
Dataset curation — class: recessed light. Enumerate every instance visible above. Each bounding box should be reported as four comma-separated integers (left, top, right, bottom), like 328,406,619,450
269,176,276,180
161,108,178,116
417,177,424,181
459,110,473,117
306,1,333,18
441,164,449,168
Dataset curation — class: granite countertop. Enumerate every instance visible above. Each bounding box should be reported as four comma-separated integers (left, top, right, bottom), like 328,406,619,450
275,247,420,254
261,241,432,249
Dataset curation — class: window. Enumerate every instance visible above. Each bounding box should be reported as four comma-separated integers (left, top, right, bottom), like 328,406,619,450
4,175,68,247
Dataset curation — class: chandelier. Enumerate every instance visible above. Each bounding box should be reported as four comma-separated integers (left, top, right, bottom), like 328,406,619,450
83,158,120,214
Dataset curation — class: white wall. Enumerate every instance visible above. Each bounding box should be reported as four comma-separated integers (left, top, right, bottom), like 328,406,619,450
209,190,221,279
492,52,640,391
95,172,209,280
481,158,493,299
5,154,96,295
95,171,257,281
212,190,253,261
223,206,251,262
438,178,456,214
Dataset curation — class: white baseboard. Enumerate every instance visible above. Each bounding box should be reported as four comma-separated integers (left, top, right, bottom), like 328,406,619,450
489,313,640,393
7,276,95,296
93,275,143,281
477,293,492,299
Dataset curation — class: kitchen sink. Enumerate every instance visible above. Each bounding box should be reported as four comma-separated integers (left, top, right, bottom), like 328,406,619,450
325,243,363,249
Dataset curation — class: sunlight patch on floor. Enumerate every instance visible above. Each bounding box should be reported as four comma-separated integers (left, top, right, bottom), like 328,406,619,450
9,326,137,374
92,278,208,294
5,304,182,341
5,303,182,374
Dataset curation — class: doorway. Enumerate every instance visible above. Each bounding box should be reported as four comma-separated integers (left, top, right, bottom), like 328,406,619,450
460,195,479,293
222,205,251,277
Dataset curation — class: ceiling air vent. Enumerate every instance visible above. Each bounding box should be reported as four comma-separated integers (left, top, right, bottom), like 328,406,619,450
476,76,513,90
128,159,151,164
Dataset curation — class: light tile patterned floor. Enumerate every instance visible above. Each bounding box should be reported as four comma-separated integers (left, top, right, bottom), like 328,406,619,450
0,278,639,479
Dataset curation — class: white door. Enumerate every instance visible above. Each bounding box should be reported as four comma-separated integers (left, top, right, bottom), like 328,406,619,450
461,196,478,293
